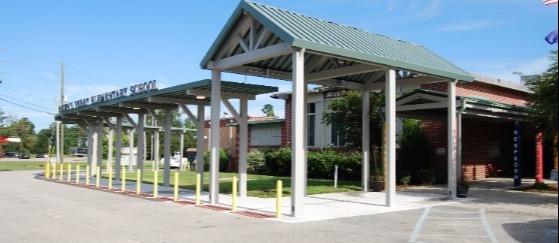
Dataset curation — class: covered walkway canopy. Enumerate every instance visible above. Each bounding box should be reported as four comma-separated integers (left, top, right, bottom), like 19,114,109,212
201,0,473,217
55,79,277,188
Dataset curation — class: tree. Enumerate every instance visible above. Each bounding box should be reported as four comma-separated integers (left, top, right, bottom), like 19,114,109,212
0,108,7,124
34,127,53,154
261,104,275,117
398,119,431,172
322,90,385,150
0,118,37,153
525,50,558,138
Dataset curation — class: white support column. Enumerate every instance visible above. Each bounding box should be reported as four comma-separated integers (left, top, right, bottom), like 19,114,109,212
97,119,104,170
115,117,123,180
128,129,134,172
137,113,145,176
92,126,98,176
163,109,172,187
209,69,222,204
385,69,396,207
196,105,206,188
86,125,95,176
238,98,248,197
447,80,458,198
303,83,308,196
179,132,184,171
108,129,114,178
56,121,61,164
154,131,160,170
362,90,370,192
291,48,306,217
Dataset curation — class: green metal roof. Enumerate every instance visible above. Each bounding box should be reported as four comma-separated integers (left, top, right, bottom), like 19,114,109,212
56,79,278,116
201,0,473,82
398,89,530,112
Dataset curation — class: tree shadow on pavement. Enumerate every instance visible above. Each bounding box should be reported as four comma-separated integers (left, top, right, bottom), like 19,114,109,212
503,219,558,243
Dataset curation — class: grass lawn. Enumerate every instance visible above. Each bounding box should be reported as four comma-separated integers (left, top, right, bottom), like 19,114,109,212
0,161,48,171
120,170,361,198
1,161,362,198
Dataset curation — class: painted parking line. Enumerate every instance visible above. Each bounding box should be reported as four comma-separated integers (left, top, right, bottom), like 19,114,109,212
409,206,498,243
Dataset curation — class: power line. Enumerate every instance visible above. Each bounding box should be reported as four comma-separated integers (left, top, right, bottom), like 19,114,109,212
0,94,55,111
0,97,55,115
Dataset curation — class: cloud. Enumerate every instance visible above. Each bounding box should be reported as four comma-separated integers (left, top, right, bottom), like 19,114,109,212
464,56,551,83
436,20,501,32
411,0,442,19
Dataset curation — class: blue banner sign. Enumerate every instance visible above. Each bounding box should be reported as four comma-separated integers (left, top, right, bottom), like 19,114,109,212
513,122,522,187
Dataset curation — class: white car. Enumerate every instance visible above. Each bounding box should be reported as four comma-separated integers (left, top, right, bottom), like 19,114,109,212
160,156,181,169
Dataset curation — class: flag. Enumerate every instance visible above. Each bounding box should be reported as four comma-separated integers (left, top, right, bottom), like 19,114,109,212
545,29,558,44
543,0,558,5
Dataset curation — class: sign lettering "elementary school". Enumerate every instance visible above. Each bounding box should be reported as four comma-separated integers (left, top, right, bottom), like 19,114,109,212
58,80,158,112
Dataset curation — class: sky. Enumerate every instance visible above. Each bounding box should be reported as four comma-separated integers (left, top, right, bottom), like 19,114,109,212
0,0,557,132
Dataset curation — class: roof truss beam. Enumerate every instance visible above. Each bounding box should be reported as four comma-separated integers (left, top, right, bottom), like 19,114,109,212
367,75,445,90
119,102,177,111
148,96,210,106
306,64,384,82
96,107,146,114
186,89,256,100
210,42,292,70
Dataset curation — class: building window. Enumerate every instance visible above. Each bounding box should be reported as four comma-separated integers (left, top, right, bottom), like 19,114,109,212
331,122,346,147
308,103,316,147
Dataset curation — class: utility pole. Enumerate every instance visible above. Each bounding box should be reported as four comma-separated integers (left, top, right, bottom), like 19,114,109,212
60,62,65,163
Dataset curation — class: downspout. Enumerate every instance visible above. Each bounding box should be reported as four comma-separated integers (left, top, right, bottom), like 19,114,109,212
457,98,467,180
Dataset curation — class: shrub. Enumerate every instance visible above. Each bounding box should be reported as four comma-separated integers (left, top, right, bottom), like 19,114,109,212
307,150,338,179
413,169,440,185
399,175,412,186
203,149,230,172
247,149,267,174
264,147,292,176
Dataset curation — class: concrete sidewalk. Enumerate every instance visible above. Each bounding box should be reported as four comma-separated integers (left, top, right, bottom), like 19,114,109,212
45,172,464,223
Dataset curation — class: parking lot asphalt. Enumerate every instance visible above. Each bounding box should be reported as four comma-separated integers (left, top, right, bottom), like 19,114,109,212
0,170,556,243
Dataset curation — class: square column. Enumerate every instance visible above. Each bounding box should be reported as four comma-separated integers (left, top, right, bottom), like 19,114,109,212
385,69,396,206
163,109,172,187
115,117,123,180
362,90,370,191
196,105,206,189
137,113,146,182
447,80,457,198
291,48,306,217
238,99,248,197
97,119,104,169
210,69,222,204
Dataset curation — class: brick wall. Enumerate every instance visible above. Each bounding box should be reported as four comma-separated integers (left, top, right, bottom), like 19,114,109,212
282,96,293,146
423,119,515,180
422,81,528,106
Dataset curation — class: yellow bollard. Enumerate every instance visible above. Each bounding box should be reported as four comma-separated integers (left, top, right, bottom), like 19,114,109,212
153,170,158,198
59,163,63,181
96,167,100,188
276,180,282,219
75,165,80,184
136,169,141,194
232,176,238,211
52,163,57,180
173,171,179,201
85,165,90,186
45,162,50,179
108,166,113,190
195,173,201,205
121,167,126,192
67,164,71,182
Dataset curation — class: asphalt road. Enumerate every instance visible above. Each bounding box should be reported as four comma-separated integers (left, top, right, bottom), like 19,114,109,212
0,170,557,243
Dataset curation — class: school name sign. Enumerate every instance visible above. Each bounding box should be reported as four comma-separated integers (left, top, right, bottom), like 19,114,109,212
58,80,158,112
